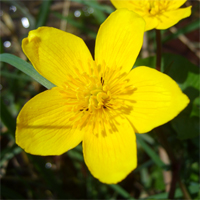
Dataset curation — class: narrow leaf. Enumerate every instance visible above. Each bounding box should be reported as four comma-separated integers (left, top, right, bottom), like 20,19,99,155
109,184,135,200
137,135,166,169
36,0,52,28
0,145,22,167
145,184,199,199
0,53,55,89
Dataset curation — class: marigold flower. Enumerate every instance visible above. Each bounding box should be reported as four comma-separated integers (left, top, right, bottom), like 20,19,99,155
16,9,189,184
110,0,192,30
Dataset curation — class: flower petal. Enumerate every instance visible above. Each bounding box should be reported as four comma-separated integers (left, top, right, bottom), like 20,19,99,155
111,0,158,31
167,0,187,10
110,0,132,8
143,15,158,31
16,87,84,155
111,0,187,12
95,9,145,73
124,67,190,133
156,7,192,29
110,0,149,16
22,27,93,87
83,112,137,184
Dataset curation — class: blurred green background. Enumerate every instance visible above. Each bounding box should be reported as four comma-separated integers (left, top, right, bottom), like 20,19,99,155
0,0,199,199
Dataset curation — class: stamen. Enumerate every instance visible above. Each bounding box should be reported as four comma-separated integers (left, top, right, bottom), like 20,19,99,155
60,60,136,130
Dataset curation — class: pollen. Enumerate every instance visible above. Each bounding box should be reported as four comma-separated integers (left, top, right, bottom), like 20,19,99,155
129,0,170,16
147,0,170,15
60,60,136,128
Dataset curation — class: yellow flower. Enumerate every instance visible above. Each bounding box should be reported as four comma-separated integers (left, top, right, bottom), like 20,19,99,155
16,9,189,184
110,0,192,31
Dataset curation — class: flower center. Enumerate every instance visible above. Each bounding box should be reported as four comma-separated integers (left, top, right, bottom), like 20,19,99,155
147,0,170,16
61,61,135,115
76,75,111,112
129,0,170,18
59,61,137,131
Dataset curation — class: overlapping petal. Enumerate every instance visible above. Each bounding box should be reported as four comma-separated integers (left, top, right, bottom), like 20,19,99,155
143,15,158,31
95,9,145,73
16,87,84,155
110,0,149,16
156,7,192,29
123,67,190,133
110,0,191,31
83,113,137,184
22,27,93,87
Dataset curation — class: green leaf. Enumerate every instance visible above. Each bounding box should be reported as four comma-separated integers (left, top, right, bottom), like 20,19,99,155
109,184,135,200
162,54,199,140
134,160,153,173
191,96,200,117
137,135,166,169
0,53,55,89
137,133,155,145
0,145,22,167
145,184,200,199
133,55,156,69
67,149,84,162
134,53,199,140
161,54,199,92
36,0,52,28
140,167,151,188
150,166,165,191
92,7,107,24
172,115,199,140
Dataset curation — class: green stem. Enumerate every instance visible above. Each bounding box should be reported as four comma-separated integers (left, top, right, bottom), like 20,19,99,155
156,30,162,71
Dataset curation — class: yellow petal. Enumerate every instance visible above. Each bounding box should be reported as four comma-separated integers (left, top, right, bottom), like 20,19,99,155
124,67,190,133
22,27,93,87
16,87,84,155
110,0,149,16
143,15,158,31
111,0,158,31
156,7,192,29
111,0,132,9
95,9,145,73
83,112,137,184
167,0,187,10
111,0,187,11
